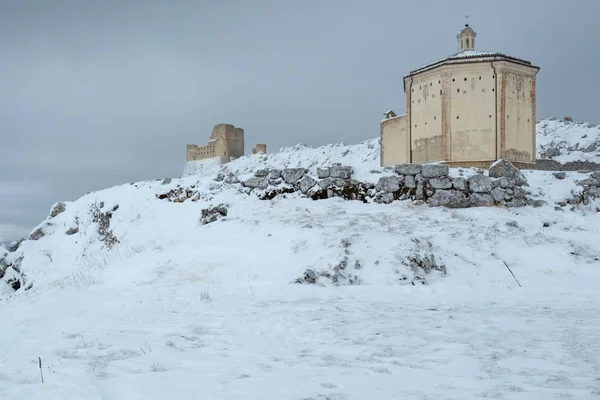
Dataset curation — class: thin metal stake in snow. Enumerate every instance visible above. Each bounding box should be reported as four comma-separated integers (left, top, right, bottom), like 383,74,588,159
503,261,522,287
39,357,44,383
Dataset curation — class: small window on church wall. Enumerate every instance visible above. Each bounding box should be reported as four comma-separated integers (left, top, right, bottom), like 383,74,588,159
456,116,460,119
434,116,437,120
452,78,455,82
438,80,441,84
457,89,460,93
440,90,442,95
489,115,492,118
464,77,467,81
466,39,470,47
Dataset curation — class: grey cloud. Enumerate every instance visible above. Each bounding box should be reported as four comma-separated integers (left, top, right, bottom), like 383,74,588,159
1,0,599,239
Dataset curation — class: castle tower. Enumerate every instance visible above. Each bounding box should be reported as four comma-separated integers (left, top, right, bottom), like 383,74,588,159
457,22,476,51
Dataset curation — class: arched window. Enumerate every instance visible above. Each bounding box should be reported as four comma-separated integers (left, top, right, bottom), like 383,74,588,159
466,38,470,48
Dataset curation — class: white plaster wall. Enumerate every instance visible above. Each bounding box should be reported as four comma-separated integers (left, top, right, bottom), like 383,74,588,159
446,63,496,162
381,115,409,166
408,71,444,163
497,62,537,164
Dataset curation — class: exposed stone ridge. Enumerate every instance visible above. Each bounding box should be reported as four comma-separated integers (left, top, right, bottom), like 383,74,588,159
158,160,540,208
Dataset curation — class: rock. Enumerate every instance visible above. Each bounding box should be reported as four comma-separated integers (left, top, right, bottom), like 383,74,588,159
375,176,400,192
269,169,282,179
50,202,66,218
243,176,268,189
513,187,527,198
591,172,600,181
489,160,527,186
527,199,546,208
427,190,469,208
269,178,282,186
470,193,495,207
65,227,79,235
282,168,306,184
317,167,330,179
577,178,599,187
552,172,566,180
330,165,353,179
421,164,449,178
404,175,416,189
334,179,348,187
28,228,45,241
429,177,453,190
415,182,425,201
161,177,172,185
468,174,493,193
497,177,517,189
376,192,395,204
582,143,597,153
490,187,509,203
297,176,317,194
506,198,527,208
223,174,239,184
544,147,561,158
452,177,467,191
318,178,334,189
255,169,270,177
395,164,422,176
200,204,228,225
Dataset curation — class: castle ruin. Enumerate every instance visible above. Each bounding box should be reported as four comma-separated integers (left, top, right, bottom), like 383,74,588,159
186,123,267,164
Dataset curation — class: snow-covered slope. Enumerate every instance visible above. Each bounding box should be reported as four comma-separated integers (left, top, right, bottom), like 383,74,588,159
1,129,600,399
537,117,600,163
183,138,381,180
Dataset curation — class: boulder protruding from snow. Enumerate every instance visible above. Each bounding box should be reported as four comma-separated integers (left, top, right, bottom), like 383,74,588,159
50,202,67,218
489,159,528,186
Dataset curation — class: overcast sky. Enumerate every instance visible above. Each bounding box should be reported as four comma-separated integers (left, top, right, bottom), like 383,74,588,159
0,0,598,241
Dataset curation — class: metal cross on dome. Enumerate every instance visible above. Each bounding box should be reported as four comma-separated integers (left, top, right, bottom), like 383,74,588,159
465,14,470,25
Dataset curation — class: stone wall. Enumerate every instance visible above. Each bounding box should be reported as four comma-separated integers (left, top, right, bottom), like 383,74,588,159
159,160,539,208
536,159,600,172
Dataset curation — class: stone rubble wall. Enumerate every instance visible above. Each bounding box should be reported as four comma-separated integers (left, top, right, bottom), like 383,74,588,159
536,159,600,172
159,160,539,208
572,171,600,205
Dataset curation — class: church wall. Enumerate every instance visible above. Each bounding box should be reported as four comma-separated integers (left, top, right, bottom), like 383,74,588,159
380,114,409,166
445,63,497,162
496,62,537,165
407,71,443,163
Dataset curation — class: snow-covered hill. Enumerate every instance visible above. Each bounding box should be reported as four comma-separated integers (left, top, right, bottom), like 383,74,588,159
1,125,600,399
537,117,600,164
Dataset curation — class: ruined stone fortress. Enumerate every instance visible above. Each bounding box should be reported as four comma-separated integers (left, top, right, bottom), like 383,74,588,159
186,123,267,164
381,23,540,169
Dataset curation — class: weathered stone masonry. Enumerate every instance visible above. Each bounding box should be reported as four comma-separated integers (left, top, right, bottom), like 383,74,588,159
158,160,540,209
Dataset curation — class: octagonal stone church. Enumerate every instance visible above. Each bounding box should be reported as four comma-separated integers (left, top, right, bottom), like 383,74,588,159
380,23,540,169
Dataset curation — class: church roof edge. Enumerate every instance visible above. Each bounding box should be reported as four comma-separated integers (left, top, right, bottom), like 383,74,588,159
407,50,540,77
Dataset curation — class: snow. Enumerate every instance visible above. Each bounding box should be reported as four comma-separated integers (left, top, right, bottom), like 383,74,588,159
1,127,600,399
537,117,600,164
